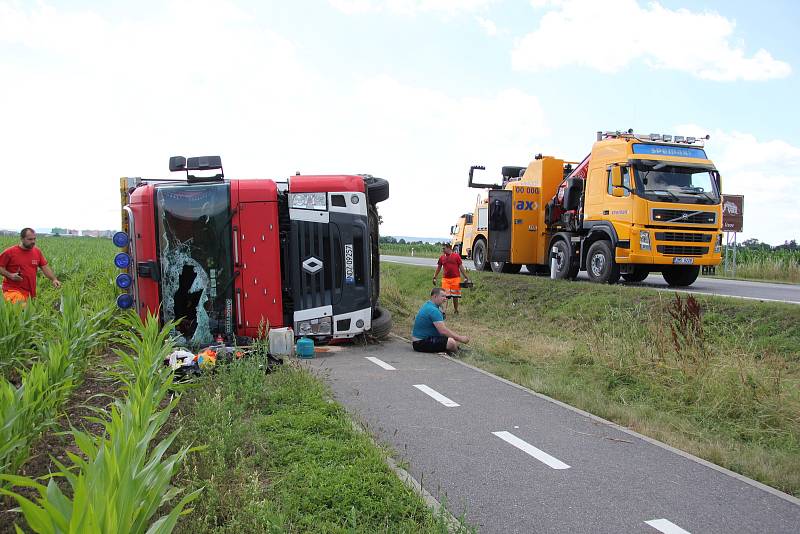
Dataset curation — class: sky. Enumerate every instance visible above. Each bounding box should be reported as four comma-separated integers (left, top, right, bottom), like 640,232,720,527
1,0,798,245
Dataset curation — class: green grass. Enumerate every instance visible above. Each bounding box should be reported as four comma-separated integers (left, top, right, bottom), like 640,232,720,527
381,261,800,497
171,357,469,533
380,243,443,259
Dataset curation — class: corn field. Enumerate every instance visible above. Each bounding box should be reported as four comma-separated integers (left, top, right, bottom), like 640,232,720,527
720,247,800,283
0,236,199,533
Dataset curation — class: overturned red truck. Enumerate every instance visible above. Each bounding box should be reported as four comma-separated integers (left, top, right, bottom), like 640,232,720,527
114,156,391,346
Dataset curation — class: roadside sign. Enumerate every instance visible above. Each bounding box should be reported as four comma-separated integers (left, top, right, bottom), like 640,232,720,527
722,194,743,232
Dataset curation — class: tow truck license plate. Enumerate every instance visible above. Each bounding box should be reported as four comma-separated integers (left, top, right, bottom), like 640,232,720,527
672,257,694,265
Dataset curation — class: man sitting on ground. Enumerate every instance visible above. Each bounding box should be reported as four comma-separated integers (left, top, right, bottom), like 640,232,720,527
411,287,469,353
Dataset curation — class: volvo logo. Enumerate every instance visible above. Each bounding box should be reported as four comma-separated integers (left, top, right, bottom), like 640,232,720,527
302,256,323,274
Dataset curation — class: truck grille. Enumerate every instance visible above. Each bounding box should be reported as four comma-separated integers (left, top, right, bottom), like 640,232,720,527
652,209,716,225
656,245,708,256
291,220,343,310
655,232,712,243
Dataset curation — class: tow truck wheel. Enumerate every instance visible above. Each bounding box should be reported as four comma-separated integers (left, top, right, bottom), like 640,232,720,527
491,261,521,274
473,239,488,271
550,239,579,280
662,266,700,287
622,267,649,283
369,306,392,339
453,244,462,257
362,176,389,204
586,241,620,284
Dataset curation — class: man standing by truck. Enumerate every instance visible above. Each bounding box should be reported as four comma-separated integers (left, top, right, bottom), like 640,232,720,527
433,243,469,315
0,228,61,303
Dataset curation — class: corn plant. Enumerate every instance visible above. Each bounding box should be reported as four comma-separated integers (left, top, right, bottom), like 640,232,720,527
0,313,201,534
0,297,40,377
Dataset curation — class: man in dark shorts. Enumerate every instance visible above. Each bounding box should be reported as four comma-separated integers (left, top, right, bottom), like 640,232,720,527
411,287,469,353
433,243,469,315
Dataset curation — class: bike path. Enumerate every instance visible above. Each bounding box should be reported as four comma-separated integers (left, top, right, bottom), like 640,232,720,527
303,338,800,533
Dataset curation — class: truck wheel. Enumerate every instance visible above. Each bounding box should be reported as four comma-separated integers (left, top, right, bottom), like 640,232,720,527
491,261,521,274
369,205,380,308
473,239,488,271
453,244,462,257
586,241,620,284
662,266,700,287
622,267,649,283
550,239,578,280
362,176,389,204
369,306,392,339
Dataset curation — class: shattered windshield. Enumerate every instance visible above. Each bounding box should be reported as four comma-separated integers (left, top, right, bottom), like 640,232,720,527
633,162,720,204
156,183,234,347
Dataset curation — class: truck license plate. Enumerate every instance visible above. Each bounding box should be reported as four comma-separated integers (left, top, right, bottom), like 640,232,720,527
672,257,694,265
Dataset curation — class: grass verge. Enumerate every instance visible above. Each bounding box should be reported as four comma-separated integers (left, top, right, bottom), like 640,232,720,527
381,261,800,497
171,358,468,533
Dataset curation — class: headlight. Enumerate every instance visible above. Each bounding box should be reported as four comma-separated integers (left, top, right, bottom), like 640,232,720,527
639,231,651,251
296,316,332,336
715,233,722,253
289,192,327,210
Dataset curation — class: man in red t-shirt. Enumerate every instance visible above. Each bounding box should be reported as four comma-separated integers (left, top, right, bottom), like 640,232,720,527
433,243,469,315
0,228,61,303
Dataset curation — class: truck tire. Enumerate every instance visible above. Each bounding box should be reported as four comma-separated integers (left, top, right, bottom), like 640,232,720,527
369,306,392,339
622,267,649,283
586,241,620,284
453,244,462,257
490,261,522,274
368,205,380,308
473,239,488,271
550,239,579,280
363,176,389,204
662,266,700,287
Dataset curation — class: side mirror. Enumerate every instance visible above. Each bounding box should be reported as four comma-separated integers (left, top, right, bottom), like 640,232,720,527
450,225,456,235
610,166,623,188
611,187,625,198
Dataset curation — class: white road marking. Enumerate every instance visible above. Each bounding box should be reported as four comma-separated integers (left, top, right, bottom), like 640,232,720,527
492,431,570,470
413,384,459,407
645,518,692,534
365,356,396,370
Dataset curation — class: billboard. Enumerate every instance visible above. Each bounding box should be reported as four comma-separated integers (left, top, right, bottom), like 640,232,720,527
722,195,744,232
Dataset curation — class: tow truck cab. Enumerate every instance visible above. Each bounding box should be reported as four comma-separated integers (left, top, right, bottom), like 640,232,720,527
118,156,389,346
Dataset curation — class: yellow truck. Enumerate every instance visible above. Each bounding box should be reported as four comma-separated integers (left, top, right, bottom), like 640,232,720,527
462,130,723,286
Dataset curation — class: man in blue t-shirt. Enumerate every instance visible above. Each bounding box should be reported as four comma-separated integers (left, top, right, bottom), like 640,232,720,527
411,287,470,353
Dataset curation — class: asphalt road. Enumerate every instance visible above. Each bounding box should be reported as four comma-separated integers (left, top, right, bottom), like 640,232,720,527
381,255,800,305
304,339,800,533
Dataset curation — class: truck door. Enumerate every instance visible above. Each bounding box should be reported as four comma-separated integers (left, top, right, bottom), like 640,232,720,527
487,189,512,262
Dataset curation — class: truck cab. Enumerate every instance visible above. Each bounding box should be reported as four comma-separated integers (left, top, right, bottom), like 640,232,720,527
449,213,473,257
115,156,391,346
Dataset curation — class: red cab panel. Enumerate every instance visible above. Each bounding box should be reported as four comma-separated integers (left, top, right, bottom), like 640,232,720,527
128,185,159,319
232,197,283,338
289,175,365,193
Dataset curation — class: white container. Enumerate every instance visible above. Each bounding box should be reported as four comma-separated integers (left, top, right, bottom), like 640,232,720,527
269,327,295,357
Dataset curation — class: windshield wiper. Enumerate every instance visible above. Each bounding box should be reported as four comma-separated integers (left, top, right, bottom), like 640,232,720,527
679,188,715,203
647,189,680,201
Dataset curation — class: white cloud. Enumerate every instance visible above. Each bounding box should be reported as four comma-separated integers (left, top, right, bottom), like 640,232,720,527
328,0,499,16
475,16,498,36
513,0,791,81
676,125,800,245
0,0,548,240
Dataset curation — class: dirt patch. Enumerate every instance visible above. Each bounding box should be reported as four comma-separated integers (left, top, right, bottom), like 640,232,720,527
1,352,121,532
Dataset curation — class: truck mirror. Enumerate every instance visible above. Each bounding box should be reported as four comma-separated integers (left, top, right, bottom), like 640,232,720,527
610,166,623,188
611,187,625,198
450,226,456,235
